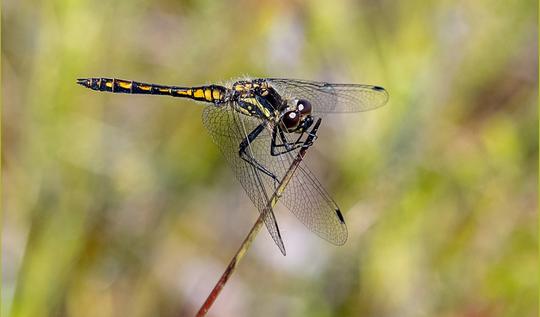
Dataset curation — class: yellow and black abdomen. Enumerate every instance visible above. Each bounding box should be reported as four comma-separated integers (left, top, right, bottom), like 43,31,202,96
76,77,228,104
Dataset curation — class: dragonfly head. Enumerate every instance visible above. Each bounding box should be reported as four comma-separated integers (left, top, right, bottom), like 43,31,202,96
279,99,313,133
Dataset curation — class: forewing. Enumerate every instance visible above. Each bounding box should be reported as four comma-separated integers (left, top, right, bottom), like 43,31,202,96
266,78,389,113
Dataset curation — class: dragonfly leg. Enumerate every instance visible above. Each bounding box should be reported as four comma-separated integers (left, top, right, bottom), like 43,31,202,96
271,128,303,156
270,122,320,156
302,118,321,148
239,123,280,183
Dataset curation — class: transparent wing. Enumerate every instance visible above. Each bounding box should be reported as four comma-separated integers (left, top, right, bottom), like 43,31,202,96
203,103,287,254
281,163,348,246
203,104,347,253
265,78,389,113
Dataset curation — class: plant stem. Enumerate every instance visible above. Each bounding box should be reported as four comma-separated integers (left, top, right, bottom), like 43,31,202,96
195,213,264,317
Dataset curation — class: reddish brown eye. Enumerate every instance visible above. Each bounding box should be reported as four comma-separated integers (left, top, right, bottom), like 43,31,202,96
282,111,300,130
297,99,312,115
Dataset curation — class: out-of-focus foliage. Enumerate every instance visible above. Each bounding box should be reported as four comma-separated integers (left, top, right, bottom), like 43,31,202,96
3,0,537,316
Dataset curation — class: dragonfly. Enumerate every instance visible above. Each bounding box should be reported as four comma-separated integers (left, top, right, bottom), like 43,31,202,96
77,77,388,255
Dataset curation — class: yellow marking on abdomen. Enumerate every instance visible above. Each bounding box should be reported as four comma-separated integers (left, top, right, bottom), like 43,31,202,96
175,89,192,96
139,84,151,91
193,89,204,98
118,81,132,89
204,89,213,101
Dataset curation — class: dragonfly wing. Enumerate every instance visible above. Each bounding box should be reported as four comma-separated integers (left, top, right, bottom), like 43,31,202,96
203,103,348,252
202,103,288,254
280,162,348,245
265,78,389,114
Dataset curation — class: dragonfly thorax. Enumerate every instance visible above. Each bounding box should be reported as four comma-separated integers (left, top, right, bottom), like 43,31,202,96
231,80,288,120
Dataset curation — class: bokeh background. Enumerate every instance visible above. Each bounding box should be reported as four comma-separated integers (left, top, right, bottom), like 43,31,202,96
3,1,538,316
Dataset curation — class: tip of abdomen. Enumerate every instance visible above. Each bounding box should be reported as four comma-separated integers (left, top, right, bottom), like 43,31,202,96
76,78,94,89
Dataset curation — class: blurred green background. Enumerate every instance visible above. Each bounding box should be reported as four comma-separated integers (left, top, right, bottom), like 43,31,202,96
3,0,537,316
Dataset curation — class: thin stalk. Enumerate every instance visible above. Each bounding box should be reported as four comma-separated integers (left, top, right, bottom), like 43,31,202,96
195,213,264,317
195,119,322,317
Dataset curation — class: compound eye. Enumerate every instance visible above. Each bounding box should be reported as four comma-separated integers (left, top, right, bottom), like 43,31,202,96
282,111,300,130
297,99,312,115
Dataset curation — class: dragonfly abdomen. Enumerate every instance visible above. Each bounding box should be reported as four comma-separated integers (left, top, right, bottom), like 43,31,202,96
76,78,228,104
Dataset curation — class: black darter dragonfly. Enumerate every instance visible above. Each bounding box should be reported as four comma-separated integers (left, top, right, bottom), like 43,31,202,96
77,77,388,255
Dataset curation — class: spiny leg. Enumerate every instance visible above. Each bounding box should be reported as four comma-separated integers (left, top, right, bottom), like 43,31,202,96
270,122,319,156
271,127,305,155
239,123,280,183
298,118,322,150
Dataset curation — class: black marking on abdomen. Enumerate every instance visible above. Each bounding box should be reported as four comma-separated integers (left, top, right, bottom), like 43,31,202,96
99,78,110,91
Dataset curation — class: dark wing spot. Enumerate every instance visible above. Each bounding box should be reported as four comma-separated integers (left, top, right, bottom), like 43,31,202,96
372,86,385,91
335,208,345,223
